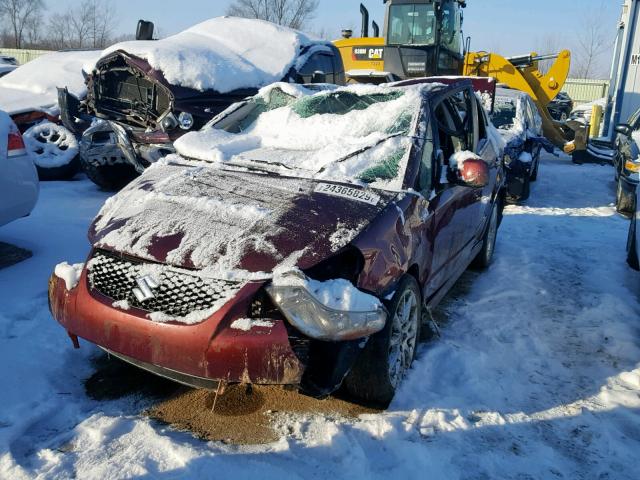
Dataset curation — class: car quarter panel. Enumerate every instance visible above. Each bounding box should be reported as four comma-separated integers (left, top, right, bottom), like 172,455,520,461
0,151,39,227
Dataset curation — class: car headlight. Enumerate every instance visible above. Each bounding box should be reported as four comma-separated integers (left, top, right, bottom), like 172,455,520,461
265,271,387,341
625,160,640,173
178,112,194,130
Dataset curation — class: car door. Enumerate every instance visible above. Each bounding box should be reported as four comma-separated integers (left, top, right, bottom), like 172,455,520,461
419,88,478,299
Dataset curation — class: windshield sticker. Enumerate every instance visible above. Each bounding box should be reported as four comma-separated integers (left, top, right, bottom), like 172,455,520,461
314,183,381,206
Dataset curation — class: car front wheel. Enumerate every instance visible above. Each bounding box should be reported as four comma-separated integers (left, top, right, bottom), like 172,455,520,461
343,275,422,408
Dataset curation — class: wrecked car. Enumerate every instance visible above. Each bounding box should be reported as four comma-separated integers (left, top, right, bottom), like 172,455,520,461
61,17,346,191
50,78,505,407
490,87,553,202
0,49,102,180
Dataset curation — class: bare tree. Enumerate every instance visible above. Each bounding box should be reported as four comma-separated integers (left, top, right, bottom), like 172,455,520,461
0,0,45,48
572,3,614,79
46,0,117,50
227,0,319,30
535,32,564,74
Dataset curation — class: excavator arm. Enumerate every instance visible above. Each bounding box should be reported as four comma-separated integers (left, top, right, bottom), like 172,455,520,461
463,50,572,148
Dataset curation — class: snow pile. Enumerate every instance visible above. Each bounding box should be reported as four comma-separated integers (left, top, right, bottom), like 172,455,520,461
0,50,101,115
2,154,640,478
230,318,275,331
518,151,533,163
23,122,79,168
54,262,84,290
328,222,365,252
96,17,330,93
175,84,428,190
272,268,383,312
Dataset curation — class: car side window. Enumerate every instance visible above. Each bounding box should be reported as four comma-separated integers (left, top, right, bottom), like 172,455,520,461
447,90,476,151
418,119,435,194
298,53,335,83
433,95,471,187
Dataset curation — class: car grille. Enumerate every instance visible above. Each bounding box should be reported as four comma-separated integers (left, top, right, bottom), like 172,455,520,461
87,250,243,319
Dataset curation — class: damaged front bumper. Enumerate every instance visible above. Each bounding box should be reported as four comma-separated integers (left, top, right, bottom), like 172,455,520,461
48,270,305,387
48,267,368,397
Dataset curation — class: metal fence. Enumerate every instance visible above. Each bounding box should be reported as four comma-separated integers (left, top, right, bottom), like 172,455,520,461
0,48,51,65
562,78,610,105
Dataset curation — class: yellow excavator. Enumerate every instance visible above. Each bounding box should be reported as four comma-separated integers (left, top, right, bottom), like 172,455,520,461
334,0,574,151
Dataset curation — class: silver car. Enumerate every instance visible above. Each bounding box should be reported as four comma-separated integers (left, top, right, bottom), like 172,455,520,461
0,112,39,227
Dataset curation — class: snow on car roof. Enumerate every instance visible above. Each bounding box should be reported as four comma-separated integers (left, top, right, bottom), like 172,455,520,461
0,49,102,115
94,17,333,94
174,82,434,191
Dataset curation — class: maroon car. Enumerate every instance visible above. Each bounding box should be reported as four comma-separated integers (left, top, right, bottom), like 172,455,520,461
49,78,505,406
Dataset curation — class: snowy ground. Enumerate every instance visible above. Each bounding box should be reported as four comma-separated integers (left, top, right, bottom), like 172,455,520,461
0,153,639,479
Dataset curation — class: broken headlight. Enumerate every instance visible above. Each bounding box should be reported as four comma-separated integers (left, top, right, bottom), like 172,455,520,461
266,271,387,342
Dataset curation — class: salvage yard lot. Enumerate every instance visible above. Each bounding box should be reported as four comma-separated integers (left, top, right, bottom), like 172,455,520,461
0,153,639,479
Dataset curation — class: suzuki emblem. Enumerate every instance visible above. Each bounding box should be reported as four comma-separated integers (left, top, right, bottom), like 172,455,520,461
133,275,159,302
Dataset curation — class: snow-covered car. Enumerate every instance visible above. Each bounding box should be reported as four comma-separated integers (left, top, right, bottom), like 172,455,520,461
612,107,640,216
60,17,346,191
0,49,102,180
0,111,39,227
49,78,505,407
628,185,639,271
490,87,553,202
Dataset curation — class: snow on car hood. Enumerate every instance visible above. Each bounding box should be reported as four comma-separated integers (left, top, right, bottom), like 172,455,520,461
90,160,397,279
93,17,331,93
0,50,101,115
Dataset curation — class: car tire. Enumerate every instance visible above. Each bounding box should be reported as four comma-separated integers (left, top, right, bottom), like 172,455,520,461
23,122,81,181
471,202,499,269
82,161,139,191
627,215,639,271
342,275,422,408
530,149,540,182
616,179,635,217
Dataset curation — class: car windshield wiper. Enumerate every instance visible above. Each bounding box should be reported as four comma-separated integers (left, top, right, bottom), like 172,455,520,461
316,132,404,174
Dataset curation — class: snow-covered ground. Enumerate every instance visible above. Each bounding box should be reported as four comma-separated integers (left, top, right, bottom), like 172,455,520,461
0,153,639,479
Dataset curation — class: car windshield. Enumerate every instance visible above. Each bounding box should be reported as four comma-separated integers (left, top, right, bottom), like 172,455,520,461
388,4,437,46
491,97,518,130
175,85,423,190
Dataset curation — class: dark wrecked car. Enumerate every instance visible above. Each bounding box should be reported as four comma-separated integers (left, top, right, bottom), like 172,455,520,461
490,87,554,202
50,78,505,407
61,17,346,191
547,91,573,122
611,107,640,216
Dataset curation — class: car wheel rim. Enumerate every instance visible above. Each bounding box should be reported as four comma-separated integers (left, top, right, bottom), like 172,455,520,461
486,206,498,262
388,289,419,388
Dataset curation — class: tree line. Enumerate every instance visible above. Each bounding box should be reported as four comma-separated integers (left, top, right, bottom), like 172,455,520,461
0,0,127,50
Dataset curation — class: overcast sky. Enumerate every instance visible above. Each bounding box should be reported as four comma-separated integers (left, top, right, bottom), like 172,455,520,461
52,0,622,77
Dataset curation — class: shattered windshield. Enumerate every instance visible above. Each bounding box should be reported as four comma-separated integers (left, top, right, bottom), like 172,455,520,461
176,86,422,190
491,98,518,130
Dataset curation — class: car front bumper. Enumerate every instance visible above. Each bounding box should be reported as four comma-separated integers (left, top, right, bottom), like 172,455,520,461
48,269,305,388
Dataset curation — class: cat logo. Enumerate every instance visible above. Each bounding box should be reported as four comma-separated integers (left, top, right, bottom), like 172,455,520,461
353,46,385,62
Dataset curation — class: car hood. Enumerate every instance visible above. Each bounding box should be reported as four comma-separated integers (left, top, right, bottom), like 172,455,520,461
90,160,397,278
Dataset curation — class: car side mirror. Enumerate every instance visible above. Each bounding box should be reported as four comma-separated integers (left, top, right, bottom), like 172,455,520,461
615,123,632,136
311,71,327,84
459,158,490,188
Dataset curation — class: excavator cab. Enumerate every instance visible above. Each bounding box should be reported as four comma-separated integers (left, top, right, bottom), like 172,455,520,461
335,0,466,82
383,0,465,77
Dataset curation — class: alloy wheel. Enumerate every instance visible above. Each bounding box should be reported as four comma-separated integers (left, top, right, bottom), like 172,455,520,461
387,289,420,388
